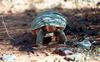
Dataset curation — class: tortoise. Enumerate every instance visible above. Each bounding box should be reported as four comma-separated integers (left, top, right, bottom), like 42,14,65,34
31,11,68,45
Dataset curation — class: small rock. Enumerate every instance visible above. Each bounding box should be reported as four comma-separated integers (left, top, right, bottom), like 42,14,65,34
77,38,92,49
0,48,2,51
92,41,100,45
54,58,60,62
31,60,37,62
64,56,75,61
2,54,16,61
64,53,85,61
55,47,73,56
95,54,100,61
94,56,100,61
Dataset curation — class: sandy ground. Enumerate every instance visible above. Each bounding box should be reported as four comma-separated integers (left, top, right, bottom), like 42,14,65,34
0,42,100,62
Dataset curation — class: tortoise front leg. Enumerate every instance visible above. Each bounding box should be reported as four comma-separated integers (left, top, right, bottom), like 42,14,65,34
36,29,45,45
55,29,67,44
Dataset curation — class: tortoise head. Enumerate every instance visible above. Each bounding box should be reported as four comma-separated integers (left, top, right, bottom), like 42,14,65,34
42,26,57,32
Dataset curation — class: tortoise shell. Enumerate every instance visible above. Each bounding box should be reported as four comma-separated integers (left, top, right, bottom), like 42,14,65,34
31,11,68,30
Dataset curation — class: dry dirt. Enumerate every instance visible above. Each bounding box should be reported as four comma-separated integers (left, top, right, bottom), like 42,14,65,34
0,9,100,62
